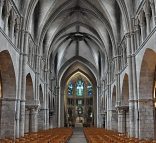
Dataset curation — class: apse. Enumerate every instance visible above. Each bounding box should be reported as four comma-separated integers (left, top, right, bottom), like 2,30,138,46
58,61,97,127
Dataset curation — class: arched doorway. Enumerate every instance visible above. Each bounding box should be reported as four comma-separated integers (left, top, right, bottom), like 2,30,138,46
111,85,118,131
38,85,44,130
64,71,94,127
120,74,129,134
0,50,16,138
59,62,97,128
139,49,156,139
25,73,35,133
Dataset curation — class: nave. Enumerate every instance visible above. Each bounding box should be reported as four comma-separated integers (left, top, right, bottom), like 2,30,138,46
0,0,156,141
1,127,156,143
68,128,87,143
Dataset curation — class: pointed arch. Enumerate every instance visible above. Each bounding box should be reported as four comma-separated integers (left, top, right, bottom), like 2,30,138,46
111,85,118,131
38,84,45,130
39,84,44,107
139,48,156,139
25,73,34,102
122,74,129,105
112,85,117,109
0,50,16,138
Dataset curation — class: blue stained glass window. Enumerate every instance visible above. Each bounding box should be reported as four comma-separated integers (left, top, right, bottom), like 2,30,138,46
68,81,73,96
76,80,84,96
87,83,92,96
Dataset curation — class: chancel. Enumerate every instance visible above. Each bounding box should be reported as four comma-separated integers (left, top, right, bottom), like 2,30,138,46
0,0,156,142
64,71,94,128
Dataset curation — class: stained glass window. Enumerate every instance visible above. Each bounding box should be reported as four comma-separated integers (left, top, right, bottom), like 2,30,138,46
87,83,92,96
68,81,73,96
76,80,84,96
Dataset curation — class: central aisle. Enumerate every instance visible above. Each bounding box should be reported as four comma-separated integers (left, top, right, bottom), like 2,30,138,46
68,128,87,143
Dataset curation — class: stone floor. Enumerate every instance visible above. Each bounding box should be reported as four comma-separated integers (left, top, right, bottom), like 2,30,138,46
68,127,87,143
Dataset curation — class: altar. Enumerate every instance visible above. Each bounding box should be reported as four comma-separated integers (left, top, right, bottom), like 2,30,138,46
75,123,83,128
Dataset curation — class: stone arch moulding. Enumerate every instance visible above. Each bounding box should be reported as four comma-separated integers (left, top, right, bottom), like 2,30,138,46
25,73,34,102
111,85,118,131
138,48,156,139
0,50,17,139
121,73,129,106
58,57,98,82
0,48,19,90
58,60,98,128
24,71,36,99
38,84,45,130
120,73,130,135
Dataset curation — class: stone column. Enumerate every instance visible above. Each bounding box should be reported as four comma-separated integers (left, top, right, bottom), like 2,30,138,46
19,100,25,137
115,54,121,107
140,21,146,43
135,22,141,49
0,98,17,139
96,84,100,127
139,10,146,43
126,33,135,137
145,13,151,35
106,63,112,130
4,11,9,35
15,99,20,138
131,18,139,137
131,54,139,138
14,18,20,48
24,107,30,133
0,0,4,28
30,106,38,132
38,108,48,130
150,1,156,27
117,106,129,134
49,110,53,128
118,108,126,133
144,0,151,35
154,0,156,13
58,85,61,127
10,16,15,41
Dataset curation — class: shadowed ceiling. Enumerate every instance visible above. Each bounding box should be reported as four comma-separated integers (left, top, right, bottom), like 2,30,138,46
16,0,140,79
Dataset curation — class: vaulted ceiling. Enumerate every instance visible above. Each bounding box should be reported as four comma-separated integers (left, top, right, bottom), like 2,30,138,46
16,0,141,79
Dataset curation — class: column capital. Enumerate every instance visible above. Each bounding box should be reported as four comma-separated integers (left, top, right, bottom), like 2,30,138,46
31,106,39,113
143,0,150,14
150,0,155,7
116,105,129,112
125,32,131,39
138,10,146,26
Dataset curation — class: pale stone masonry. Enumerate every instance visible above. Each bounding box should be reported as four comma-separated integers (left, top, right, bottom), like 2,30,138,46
0,0,155,141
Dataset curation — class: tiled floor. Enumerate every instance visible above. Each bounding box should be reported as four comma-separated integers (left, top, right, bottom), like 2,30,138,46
68,128,87,143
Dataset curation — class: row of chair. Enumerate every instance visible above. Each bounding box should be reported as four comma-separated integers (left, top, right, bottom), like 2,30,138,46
84,128,156,143
0,128,73,143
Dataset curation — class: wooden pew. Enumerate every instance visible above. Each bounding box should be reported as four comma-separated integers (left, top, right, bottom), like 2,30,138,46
0,128,73,143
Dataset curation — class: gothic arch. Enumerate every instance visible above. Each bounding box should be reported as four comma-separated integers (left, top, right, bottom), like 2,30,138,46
0,50,16,98
24,73,35,133
58,57,98,82
122,74,129,105
25,73,34,102
39,84,44,108
38,84,44,130
116,0,130,32
121,73,129,134
112,85,117,109
111,85,118,131
37,1,116,57
138,48,156,139
24,0,39,32
0,50,16,138
59,61,97,127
